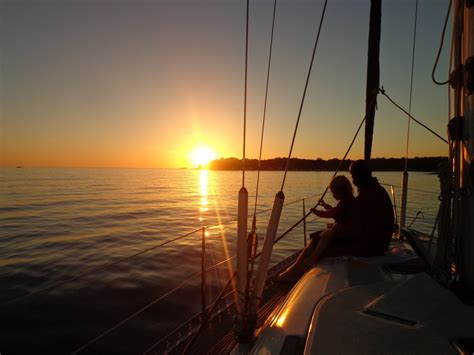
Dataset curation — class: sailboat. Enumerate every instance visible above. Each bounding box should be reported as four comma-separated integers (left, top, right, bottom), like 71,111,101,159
150,0,474,354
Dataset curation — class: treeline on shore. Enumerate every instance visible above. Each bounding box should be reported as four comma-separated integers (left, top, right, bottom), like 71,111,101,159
208,157,448,172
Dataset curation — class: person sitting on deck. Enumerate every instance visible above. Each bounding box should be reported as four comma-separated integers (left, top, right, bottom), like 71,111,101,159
311,175,355,227
276,160,394,282
348,159,395,256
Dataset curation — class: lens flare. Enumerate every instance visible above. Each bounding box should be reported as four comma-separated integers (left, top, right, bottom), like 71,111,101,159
190,146,217,168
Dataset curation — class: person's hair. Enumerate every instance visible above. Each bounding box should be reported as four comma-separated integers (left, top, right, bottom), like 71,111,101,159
349,160,373,186
329,175,353,199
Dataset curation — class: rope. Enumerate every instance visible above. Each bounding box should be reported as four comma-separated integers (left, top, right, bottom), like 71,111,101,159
259,95,378,252
280,0,328,191
71,270,202,354
407,211,424,228
379,88,448,144
447,2,454,123
432,0,453,86
404,0,418,172
253,0,278,224
242,0,250,187
0,227,203,308
405,206,437,218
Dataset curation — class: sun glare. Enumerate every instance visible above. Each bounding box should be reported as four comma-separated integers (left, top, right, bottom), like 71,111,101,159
190,146,217,168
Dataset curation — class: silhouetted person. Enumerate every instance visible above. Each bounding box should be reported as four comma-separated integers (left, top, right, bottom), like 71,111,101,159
312,175,355,225
277,160,394,281
348,159,394,256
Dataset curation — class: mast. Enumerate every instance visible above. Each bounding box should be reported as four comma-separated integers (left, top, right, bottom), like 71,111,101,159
364,0,381,161
457,1,474,290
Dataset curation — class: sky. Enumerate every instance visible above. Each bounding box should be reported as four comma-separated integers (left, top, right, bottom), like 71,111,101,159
0,0,451,168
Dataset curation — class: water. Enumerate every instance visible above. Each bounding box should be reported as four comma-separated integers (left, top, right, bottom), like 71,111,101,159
0,168,440,354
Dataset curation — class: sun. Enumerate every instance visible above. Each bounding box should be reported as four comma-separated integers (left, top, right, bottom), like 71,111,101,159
190,146,217,168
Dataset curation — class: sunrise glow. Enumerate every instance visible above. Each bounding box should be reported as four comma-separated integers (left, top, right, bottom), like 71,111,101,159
190,146,217,168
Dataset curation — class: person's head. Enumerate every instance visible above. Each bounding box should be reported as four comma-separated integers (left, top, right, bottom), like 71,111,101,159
349,160,373,188
329,175,353,200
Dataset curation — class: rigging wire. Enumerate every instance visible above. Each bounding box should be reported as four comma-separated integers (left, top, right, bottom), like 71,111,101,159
74,3,454,345
404,0,418,173
379,88,448,144
280,0,328,191
6,90,444,311
259,95,378,252
40,96,383,352
253,0,278,222
242,0,250,187
432,0,453,86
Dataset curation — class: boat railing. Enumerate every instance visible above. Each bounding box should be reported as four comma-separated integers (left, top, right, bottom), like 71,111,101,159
146,181,442,353
379,181,439,196
3,191,322,354
378,181,440,235
7,181,439,353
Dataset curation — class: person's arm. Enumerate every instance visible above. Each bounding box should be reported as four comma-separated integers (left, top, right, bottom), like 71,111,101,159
312,203,341,218
318,199,333,210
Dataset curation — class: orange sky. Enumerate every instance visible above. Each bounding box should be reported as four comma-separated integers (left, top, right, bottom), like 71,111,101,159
0,1,450,168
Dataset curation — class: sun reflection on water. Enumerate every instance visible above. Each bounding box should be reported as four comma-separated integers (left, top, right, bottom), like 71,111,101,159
195,168,238,306
200,170,208,196
199,170,209,213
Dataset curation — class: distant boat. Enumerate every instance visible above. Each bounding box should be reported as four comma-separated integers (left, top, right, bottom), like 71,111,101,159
16,166,22,168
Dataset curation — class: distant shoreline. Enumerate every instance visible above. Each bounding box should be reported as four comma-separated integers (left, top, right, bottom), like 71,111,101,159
208,157,447,172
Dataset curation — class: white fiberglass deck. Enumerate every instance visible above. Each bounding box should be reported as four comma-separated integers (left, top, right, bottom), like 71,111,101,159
232,242,474,354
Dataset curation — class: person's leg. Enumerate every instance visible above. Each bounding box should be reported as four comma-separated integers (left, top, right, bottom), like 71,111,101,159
276,231,322,282
304,228,335,265
293,231,321,263
311,223,360,262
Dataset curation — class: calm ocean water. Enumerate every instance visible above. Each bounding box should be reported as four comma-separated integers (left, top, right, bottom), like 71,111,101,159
0,168,440,354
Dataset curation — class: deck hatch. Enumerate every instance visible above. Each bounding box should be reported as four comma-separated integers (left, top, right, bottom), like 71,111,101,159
363,308,417,326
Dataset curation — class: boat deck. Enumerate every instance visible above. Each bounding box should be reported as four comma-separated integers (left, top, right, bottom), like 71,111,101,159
152,240,432,354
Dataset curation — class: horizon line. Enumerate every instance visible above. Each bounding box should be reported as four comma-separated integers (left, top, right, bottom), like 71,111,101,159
1,155,447,169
